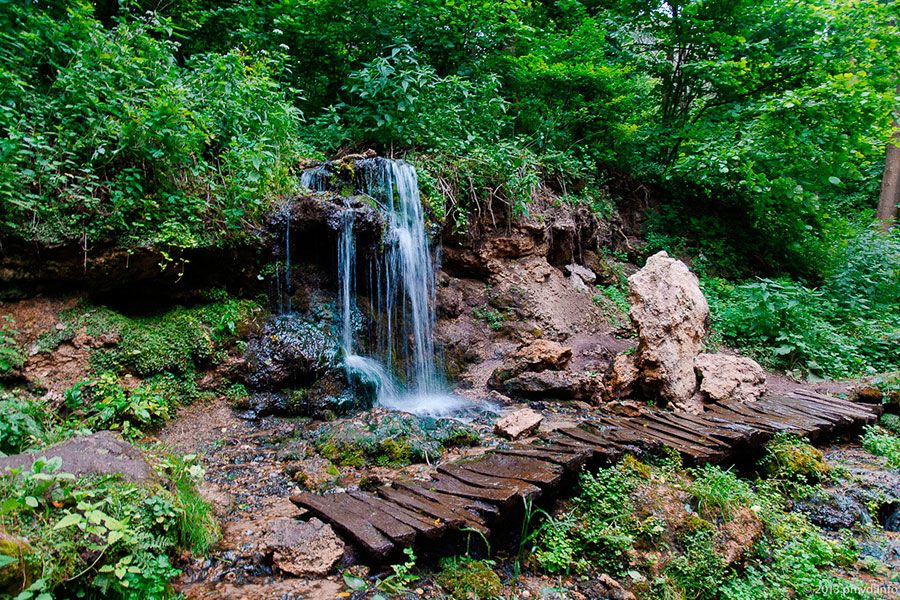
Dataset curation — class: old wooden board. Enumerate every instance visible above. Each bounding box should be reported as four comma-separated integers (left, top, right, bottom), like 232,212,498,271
290,492,395,558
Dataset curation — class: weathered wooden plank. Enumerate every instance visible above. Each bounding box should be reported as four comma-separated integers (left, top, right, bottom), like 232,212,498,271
632,413,731,449
786,392,879,421
348,491,446,539
492,446,589,471
290,493,395,558
377,486,468,529
428,473,521,504
395,482,499,523
461,454,564,487
438,463,542,499
337,493,418,545
660,411,752,444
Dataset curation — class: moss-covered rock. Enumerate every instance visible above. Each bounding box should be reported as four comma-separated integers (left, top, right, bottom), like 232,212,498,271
313,409,479,467
0,531,34,596
435,557,502,600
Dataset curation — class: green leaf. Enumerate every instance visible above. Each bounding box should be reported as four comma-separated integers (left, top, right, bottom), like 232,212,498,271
828,176,841,185
54,513,83,529
343,573,367,591
24,497,38,508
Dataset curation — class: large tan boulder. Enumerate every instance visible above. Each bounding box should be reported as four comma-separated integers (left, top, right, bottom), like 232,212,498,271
694,353,766,404
628,251,709,411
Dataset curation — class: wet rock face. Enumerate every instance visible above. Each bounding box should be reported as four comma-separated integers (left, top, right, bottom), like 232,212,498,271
795,492,871,531
628,251,709,410
241,314,360,418
243,314,342,391
487,340,573,389
694,353,766,404
0,431,153,482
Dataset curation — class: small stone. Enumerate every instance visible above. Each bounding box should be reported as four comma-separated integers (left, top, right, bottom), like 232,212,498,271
264,517,345,577
565,263,597,285
494,408,544,440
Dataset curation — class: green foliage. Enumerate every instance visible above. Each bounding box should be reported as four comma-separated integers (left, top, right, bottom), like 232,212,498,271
0,316,25,376
689,465,754,519
0,452,215,599
660,529,727,600
65,372,174,439
436,556,502,600
0,391,48,456
41,296,260,379
593,283,631,327
532,462,642,575
0,3,309,247
759,433,831,485
344,547,419,598
704,228,900,379
472,306,506,332
861,426,900,468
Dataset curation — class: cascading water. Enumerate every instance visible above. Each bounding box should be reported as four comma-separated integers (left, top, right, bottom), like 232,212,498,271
301,158,470,416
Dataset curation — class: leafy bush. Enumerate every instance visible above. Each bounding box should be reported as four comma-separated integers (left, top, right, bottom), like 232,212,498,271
65,373,174,439
861,426,900,468
0,4,309,248
0,391,47,455
0,453,215,599
532,463,641,575
0,316,25,376
705,228,900,380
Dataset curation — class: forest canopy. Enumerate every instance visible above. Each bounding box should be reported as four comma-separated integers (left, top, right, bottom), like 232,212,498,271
0,0,897,280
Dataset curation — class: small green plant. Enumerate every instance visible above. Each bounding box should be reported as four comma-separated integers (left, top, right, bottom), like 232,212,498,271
689,465,754,519
592,283,630,326
473,306,505,332
0,316,25,375
861,425,900,467
344,548,419,599
65,373,173,439
0,392,47,455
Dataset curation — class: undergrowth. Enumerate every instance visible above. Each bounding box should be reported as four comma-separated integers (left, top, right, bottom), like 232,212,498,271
0,452,216,599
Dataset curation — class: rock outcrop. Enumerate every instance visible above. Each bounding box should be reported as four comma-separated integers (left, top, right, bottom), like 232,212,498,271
487,340,572,389
607,251,766,412
626,251,709,410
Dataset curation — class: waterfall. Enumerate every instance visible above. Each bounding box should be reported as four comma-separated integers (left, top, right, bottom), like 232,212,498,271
301,157,470,416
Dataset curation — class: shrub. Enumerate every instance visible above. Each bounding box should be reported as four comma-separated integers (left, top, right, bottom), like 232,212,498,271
0,453,216,599
0,316,25,376
532,464,641,575
0,392,46,455
0,4,309,248
860,426,900,468
65,373,173,439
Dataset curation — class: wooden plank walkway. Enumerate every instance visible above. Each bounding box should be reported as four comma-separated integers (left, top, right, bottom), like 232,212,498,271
291,391,881,559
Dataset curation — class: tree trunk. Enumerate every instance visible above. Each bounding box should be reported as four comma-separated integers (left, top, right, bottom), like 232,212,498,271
877,85,900,230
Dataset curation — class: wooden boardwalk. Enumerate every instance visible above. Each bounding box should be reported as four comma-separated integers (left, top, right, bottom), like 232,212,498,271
291,391,880,559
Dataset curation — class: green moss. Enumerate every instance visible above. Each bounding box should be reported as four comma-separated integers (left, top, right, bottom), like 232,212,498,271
760,433,830,483
435,557,502,600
